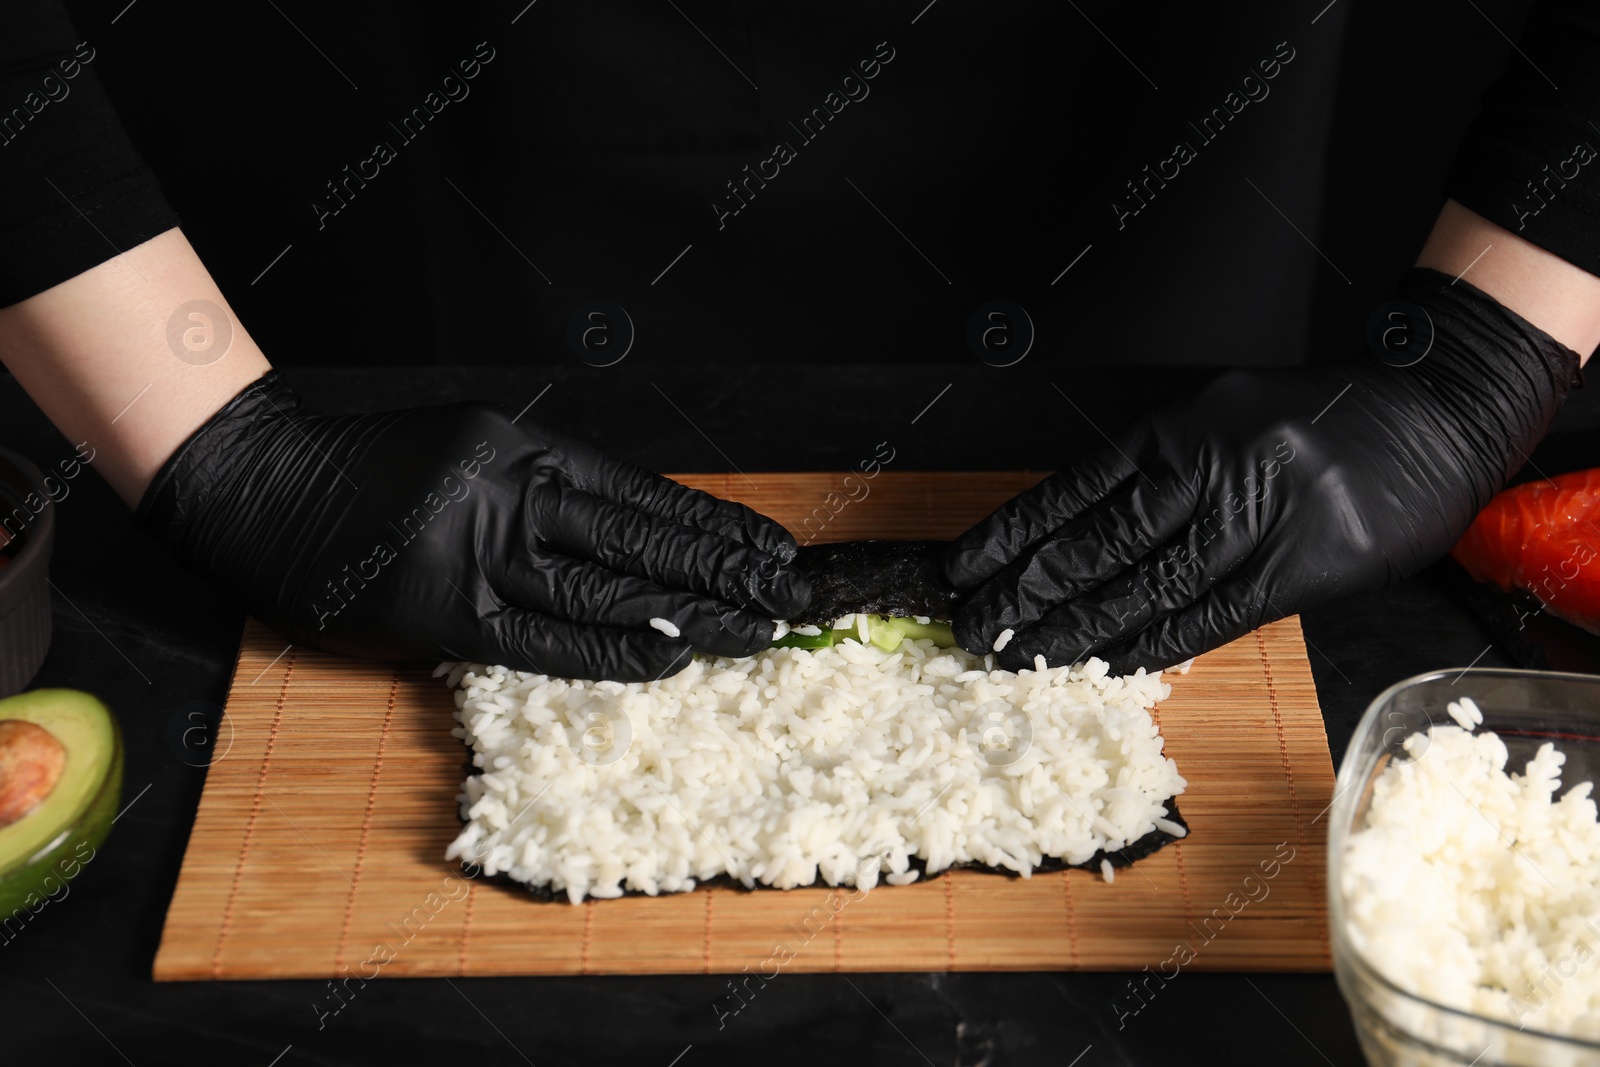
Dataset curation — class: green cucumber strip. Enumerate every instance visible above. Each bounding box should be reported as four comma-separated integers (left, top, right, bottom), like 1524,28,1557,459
771,629,835,649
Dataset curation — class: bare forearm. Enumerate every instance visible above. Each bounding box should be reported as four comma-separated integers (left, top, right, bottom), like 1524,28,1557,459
1416,199,1600,363
0,228,271,507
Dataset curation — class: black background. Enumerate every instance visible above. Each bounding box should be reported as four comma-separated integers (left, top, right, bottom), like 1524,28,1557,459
7,1,1586,1064
63,0,1536,370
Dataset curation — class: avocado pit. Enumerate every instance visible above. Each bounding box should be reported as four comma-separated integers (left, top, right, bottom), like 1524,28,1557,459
0,719,65,827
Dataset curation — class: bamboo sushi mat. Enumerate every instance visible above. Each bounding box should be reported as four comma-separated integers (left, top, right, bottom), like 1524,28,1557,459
154,472,1335,980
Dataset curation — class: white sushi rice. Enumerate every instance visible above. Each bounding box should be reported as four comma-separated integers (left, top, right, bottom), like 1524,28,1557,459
1154,817,1188,838
993,628,1015,653
1342,712,1600,1041
1445,696,1484,730
440,637,1186,904
648,617,680,638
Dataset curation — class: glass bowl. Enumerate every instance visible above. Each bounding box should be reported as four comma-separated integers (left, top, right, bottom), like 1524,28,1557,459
1328,668,1600,1067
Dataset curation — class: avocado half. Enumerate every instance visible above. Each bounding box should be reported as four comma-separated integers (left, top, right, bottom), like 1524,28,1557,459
0,690,122,918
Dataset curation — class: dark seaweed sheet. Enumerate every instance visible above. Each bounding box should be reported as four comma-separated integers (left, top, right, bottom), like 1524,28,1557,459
453,536,1185,902
457,796,1188,903
790,540,962,625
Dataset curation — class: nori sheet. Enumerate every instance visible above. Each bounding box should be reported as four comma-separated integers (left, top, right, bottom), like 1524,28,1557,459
789,540,962,625
453,536,1187,902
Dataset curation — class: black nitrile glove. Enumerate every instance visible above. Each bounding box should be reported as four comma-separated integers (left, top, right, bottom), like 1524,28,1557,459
137,372,809,681
947,269,1583,674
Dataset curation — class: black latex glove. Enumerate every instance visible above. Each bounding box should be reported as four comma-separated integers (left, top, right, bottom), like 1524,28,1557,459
137,373,809,681
947,269,1583,674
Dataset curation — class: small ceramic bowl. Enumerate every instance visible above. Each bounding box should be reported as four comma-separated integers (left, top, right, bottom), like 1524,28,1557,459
0,445,54,697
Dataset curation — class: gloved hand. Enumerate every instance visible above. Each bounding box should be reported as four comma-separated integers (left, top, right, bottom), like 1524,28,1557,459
138,372,809,681
947,269,1583,673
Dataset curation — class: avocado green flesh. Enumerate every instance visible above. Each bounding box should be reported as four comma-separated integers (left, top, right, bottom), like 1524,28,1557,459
0,690,122,917
887,617,956,644
772,615,956,651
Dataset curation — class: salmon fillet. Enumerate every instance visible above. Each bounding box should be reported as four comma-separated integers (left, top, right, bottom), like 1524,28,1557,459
1451,469,1600,634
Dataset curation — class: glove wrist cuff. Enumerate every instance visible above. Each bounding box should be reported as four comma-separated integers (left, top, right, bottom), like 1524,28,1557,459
1387,267,1582,501
134,369,299,549
1396,266,1584,398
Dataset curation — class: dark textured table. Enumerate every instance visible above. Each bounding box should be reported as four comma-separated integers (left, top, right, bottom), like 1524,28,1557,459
6,363,1597,1066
